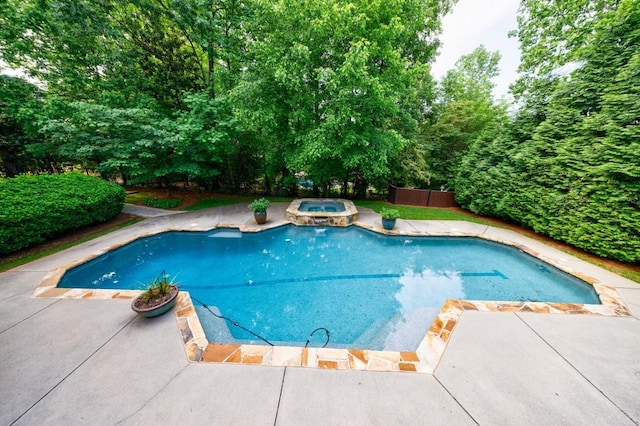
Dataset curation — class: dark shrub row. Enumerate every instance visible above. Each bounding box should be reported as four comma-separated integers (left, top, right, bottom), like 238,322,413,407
0,173,125,254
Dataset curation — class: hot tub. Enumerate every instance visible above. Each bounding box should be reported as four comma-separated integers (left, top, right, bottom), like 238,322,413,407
286,198,358,226
298,200,346,213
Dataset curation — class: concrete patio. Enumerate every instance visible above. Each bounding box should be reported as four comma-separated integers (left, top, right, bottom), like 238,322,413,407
1,203,639,425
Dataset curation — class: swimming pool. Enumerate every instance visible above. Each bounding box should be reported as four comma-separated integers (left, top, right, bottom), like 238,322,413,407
298,200,346,212
58,225,600,352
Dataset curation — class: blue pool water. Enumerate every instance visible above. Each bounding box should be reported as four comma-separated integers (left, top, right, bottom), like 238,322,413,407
298,201,346,212
58,226,600,351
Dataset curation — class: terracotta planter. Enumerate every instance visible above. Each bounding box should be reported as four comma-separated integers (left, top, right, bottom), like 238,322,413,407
381,218,396,230
254,211,267,224
131,285,179,318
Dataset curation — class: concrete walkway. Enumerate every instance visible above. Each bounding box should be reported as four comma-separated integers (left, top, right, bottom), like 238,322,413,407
122,203,186,218
1,203,639,425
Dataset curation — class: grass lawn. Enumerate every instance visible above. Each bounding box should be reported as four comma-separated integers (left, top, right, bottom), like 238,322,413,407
126,190,294,212
353,200,494,224
185,196,293,211
184,197,249,210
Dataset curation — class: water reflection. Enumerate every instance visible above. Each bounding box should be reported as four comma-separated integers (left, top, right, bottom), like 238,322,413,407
383,269,465,351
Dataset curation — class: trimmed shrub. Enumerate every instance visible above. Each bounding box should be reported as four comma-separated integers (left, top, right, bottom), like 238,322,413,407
0,173,125,254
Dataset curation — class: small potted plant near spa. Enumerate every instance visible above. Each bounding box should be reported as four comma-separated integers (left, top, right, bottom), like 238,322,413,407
248,197,271,224
131,270,179,318
380,207,400,230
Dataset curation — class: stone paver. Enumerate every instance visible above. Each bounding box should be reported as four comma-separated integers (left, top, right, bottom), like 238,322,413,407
1,202,638,424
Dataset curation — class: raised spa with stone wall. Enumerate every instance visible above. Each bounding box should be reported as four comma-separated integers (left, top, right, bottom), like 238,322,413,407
286,198,358,226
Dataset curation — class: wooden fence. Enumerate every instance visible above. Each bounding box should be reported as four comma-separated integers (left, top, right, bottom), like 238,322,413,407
387,185,458,208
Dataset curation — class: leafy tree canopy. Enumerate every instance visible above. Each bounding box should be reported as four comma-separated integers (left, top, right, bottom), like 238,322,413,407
0,0,454,194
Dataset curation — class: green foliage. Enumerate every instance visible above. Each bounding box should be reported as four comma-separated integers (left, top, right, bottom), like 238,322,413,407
1,0,454,195
142,198,182,209
456,0,640,263
33,99,175,184
138,270,178,302
172,92,262,190
0,0,206,108
231,0,451,196
0,173,125,254
423,46,506,188
247,197,271,212
379,207,400,220
439,45,501,105
511,0,618,103
0,76,43,176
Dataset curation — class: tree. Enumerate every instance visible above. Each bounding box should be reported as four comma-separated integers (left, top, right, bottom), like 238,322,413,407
172,92,263,191
0,0,247,108
232,0,452,196
0,76,43,176
1,0,457,194
510,0,619,109
456,0,640,262
425,46,505,188
33,100,173,184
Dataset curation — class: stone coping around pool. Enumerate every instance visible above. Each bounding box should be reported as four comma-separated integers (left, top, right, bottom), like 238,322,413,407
31,219,632,374
286,198,358,226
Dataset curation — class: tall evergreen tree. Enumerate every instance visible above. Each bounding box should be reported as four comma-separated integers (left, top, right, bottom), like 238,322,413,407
457,0,640,262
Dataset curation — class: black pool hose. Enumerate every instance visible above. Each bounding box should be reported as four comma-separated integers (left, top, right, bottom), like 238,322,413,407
305,327,331,348
192,296,331,349
191,296,275,346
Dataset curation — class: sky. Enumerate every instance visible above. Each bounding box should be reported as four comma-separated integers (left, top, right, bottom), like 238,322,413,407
432,0,521,100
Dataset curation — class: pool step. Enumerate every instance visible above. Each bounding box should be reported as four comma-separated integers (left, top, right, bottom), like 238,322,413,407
352,313,403,349
195,305,237,342
208,230,243,238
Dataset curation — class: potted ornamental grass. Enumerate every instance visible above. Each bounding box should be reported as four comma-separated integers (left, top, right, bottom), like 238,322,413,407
248,197,271,224
380,207,401,230
131,270,180,318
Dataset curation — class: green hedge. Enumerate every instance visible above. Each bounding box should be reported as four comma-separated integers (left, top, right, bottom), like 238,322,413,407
0,173,125,254
455,127,640,264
